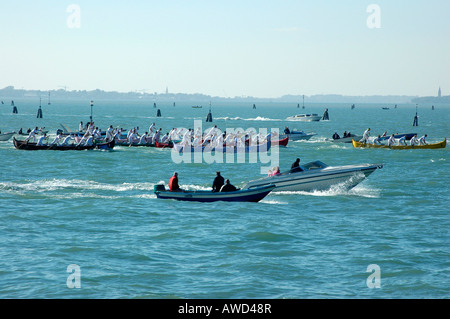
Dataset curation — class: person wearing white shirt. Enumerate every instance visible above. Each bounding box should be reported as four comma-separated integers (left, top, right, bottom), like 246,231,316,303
50,133,63,145
410,134,419,146
373,135,382,145
106,125,114,141
360,128,371,143
139,132,149,144
149,123,156,134
388,134,396,146
418,134,427,145
25,127,39,142
398,136,406,146
36,133,48,146
61,135,72,146
161,133,169,144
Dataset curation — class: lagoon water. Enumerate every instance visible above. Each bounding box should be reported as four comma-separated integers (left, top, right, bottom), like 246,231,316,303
0,99,449,298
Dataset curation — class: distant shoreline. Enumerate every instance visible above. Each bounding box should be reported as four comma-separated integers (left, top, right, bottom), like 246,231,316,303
0,86,448,104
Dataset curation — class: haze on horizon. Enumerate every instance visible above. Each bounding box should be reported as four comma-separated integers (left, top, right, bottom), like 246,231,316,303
1,1,449,99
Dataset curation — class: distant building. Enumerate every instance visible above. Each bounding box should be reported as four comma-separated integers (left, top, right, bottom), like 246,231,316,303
438,86,441,98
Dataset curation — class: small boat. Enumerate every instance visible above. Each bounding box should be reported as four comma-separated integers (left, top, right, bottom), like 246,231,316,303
381,107,390,110
271,136,289,146
13,137,115,151
352,138,446,149
242,160,383,192
154,184,275,202
279,130,317,141
328,134,363,143
192,105,202,108
287,114,321,121
0,132,15,141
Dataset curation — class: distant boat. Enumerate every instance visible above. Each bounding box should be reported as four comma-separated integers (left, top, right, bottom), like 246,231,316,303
381,107,389,110
253,104,256,109
351,104,355,110
287,114,321,121
192,105,202,108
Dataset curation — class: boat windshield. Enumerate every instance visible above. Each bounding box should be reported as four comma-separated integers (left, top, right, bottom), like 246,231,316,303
301,161,328,170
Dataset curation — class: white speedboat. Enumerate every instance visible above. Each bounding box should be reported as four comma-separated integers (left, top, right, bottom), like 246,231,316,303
0,132,15,141
242,161,383,192
287,114,321,122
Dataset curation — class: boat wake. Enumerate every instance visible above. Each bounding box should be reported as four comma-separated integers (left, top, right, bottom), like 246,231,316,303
273,184,380,198
214,116,281,121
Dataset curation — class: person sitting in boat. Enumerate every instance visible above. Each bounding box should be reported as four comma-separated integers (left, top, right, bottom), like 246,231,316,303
138,132,149,145
360,128,371,144
418,134,428,145
373,135,382,145
410,134,419,146
25,126,39,142
398,135,407,146
284,127,291,135
271,166,281,176
220,179,237,192
388,134,396,146
342,131,348,138
332,132,340,140
212,171,225,192
169,172,181,192
36,133,48,146
290,158,304,173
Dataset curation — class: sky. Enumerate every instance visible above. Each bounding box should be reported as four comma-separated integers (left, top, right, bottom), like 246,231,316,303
0,0,449,98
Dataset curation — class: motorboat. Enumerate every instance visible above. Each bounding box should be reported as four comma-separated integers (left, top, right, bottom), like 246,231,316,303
279,130,317,141
242,160,383,192
328,134,363,143
0,131,15,141
352,138,446,149
287,114,321,122
154,184,275,202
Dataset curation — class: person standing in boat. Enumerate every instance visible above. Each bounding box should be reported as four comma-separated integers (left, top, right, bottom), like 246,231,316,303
25,127,39,142
50,132,64,145
284,127,291,135
212,171,224,192
373,135,382,145
169,172,181,191
418,134,428,145
410,134,419,146
388,134,396,147
360,128,371,144
36,133,48,146
398,135,407,146
332,132,340,140
220,179,237,192
106,125,114,142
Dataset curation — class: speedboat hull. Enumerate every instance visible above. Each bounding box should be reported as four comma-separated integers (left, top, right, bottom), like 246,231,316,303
155,185,275,202
0,132,15,141
13,137,115,151
287,114,322,122
279,131,317,141
243,161,383,192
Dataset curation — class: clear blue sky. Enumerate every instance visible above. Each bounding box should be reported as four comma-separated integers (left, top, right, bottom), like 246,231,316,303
1,0,449,98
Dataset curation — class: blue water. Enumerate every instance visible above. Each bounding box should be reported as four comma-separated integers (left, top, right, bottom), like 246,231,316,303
0,99,449,298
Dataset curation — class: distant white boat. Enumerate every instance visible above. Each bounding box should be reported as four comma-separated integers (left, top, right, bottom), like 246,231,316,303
287,114,321,122
0,132,15,141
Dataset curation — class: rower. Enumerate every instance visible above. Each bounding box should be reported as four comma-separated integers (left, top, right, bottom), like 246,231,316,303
50,132,64,145
418,134,428,145
398,135,407,146
410,134,419,146
36,133,48,146
373,135,382,145
388,134,396,146
25,126,39,142
360,128,371,144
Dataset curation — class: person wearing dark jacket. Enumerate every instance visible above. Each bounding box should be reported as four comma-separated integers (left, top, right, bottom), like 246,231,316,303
212,171,224,192
220,179,237,192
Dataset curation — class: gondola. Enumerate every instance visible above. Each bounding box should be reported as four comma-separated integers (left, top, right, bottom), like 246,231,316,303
13,137,115,151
